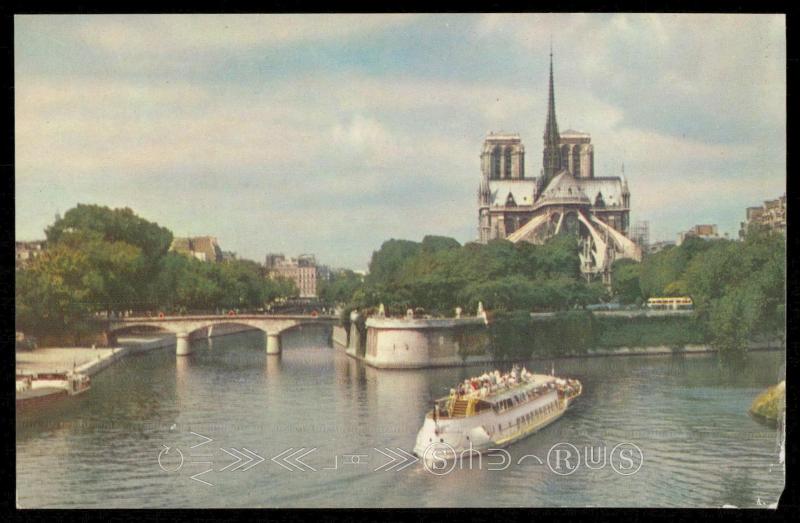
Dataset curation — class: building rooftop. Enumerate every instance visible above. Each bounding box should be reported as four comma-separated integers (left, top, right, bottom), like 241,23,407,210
485,132,522,141
560,129,590,137
537,171,591,205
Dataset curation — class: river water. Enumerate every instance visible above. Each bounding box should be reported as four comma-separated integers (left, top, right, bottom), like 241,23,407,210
16,327,785,508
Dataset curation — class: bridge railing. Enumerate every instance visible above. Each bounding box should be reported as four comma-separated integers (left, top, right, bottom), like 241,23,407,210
97,306,337,320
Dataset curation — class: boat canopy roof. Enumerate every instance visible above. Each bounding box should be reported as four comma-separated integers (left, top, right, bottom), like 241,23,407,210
485,375,557,403
436,373,558,404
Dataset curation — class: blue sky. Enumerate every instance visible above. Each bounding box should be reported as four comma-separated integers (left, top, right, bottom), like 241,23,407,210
15,14,785,270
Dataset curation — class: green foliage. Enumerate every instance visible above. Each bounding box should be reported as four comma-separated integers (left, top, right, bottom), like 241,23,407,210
531,311,598,356
595,315,708,348
345,234,600,316
366,239,421,287
17,205,299,340
151,256,297,311
15,245,94,335
46,204,172,262
420,235,461,254
488,310,599,360
708,286,756,357
611,259,642,304
635,228,785,357
488,310,533,360
319,270,364,306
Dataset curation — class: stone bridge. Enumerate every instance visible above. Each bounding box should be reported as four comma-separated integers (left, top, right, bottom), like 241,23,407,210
106,314,340,356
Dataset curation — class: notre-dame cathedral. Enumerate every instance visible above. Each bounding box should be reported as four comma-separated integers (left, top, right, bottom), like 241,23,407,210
478,52,641,283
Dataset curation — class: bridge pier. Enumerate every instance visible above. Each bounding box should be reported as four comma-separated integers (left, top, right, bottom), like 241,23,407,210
176,332,192,356
266,333,282,355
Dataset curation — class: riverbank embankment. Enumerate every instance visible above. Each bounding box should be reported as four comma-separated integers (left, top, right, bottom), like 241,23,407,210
15,324,258,378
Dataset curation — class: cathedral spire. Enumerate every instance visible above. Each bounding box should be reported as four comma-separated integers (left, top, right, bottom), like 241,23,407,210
544,48,560,145
540,48,562,194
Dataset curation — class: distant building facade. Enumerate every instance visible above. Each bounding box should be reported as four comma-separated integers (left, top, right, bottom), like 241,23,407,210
477,51,640,283
677,224,719,245
739,194,786,239
317,264,332,282
170,236,223,262
265,253,318,298
15,240,45,268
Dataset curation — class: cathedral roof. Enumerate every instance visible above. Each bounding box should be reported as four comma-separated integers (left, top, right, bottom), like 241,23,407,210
578,177,627,208
560,129,589,137
535,170,591,207
487,179,536,207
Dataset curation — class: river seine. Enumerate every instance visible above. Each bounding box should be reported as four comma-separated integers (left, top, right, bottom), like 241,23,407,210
16,327,785,508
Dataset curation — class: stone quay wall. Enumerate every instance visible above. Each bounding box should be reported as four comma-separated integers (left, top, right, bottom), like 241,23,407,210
353,317,491,369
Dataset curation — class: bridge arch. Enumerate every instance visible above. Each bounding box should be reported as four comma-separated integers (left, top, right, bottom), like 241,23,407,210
106,314,339,356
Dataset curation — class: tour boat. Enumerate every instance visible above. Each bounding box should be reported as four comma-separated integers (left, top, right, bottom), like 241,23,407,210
16,372,91,412
413,366,582,461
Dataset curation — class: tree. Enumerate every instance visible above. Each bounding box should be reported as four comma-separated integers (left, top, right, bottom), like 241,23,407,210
420,235,460,254
264,275,298,303
681,240,742,316
709,287,757,358
319,270,364,306
366,239,421,286
611,259,642,304
15,245,94,337
46,204,172,262
536,234,581,279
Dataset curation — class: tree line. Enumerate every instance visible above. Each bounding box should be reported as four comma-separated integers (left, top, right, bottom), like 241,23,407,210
324,228,784,359
16,204,297,338
332,233,606,317
611,227,785,357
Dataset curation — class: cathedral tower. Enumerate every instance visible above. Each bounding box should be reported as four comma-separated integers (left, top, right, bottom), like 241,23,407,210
540,50,562,195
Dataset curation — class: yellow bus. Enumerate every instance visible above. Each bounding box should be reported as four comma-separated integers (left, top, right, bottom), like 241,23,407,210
646,296,693,310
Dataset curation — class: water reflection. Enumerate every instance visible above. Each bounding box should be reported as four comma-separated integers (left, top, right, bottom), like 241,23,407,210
16,329,785,508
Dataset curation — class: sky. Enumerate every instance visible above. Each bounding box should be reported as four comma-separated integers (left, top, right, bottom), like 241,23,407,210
15,14,786,270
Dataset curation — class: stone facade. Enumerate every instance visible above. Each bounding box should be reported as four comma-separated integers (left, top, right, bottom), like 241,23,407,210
559,129,594,179
170,236,223,262
359,317,491,369
677,224,719,245
478,51,640,283
265,253,318,298
739,194,786,239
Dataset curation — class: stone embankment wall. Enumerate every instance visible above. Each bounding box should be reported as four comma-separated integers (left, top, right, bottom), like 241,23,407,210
348,317,491,369
335,311,783,370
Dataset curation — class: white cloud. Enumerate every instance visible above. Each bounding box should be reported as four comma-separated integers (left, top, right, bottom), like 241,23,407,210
14,14,786,267
331,114,400,164
69,14,419,53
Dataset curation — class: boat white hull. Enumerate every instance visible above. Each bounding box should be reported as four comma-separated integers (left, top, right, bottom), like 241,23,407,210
413,390,574,461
